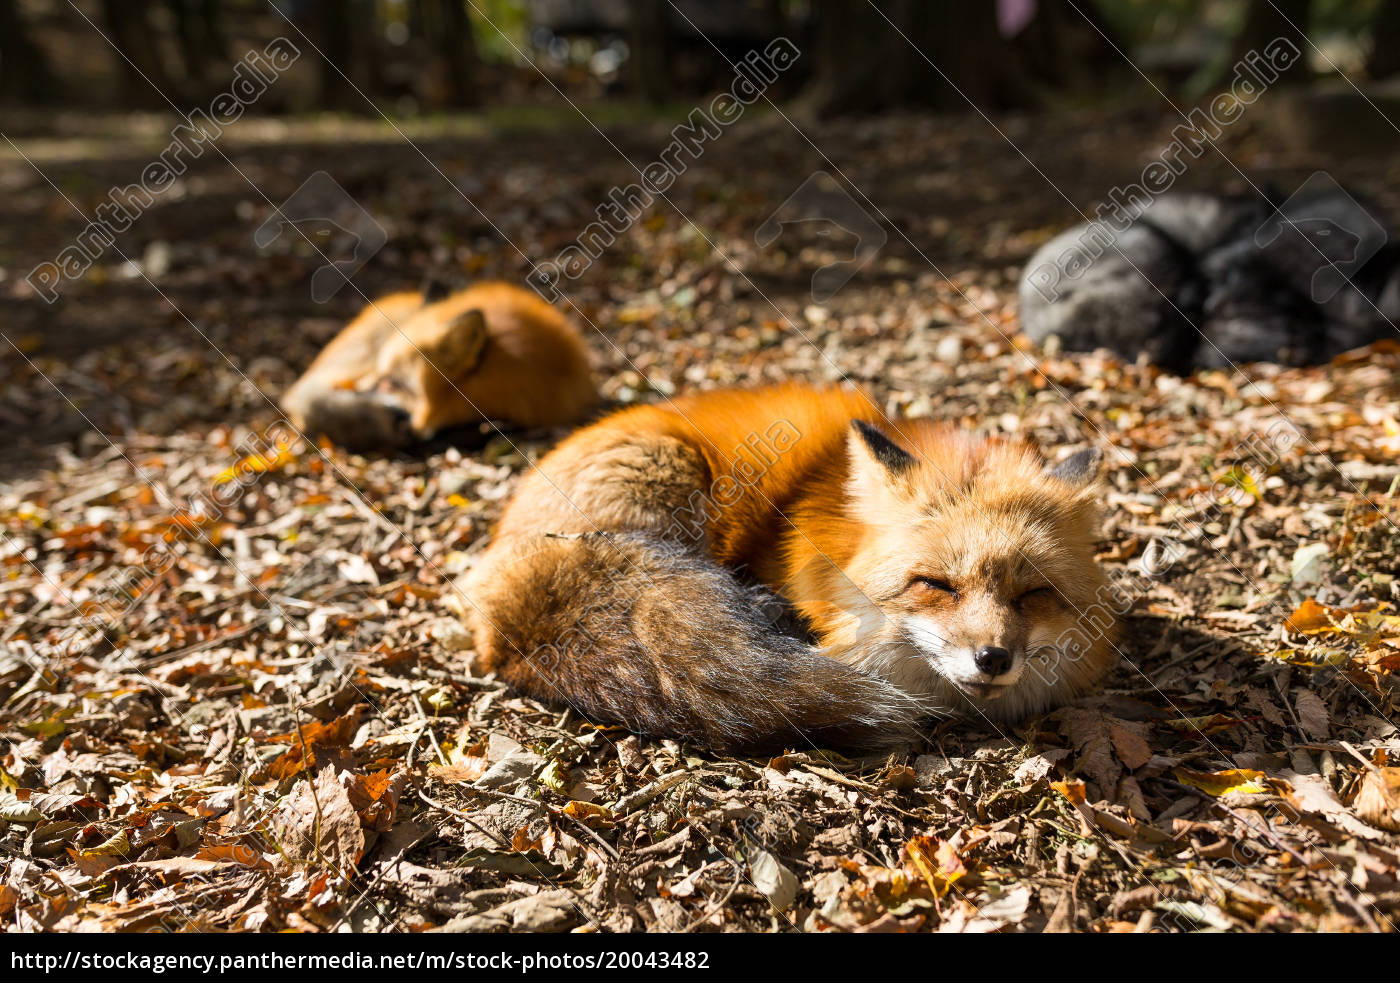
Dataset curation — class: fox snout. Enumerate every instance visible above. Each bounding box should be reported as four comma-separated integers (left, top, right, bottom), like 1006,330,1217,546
959,640,1024,697
900,607,1028,700
973,645,1013,677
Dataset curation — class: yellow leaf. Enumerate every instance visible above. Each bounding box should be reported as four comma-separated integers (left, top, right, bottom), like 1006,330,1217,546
1215,466,1261,501
429,761,487,783
903,835,966,898
1285,598,1394,637
1285,597,1341,635
20,706,76,738
1051,779,1088,806
423,687,454,712
1263,647,1351,669
1379,413,1400,455
81,829,132,857
617,304,660,324
213,437,297,485
1173,767,1269,796
446,493,472,508
1350,610,1400,645
431,729,488,782
561,800,613,822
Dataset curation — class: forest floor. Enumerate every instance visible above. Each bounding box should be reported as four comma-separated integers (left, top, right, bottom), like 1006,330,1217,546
1,102,1399,933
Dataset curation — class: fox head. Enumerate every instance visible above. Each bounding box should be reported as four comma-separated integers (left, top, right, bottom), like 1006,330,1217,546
289,289,490,450
799,419,1117,722
365,304,488,441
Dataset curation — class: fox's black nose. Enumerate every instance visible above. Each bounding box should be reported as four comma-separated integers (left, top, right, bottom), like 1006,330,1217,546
974,646,1013,677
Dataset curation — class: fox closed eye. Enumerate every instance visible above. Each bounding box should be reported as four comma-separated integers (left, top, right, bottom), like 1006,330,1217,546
1015,586,1057,611
374,376,412,395
914,576,958,596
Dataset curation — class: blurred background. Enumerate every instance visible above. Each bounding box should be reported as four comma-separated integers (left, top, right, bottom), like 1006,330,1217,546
2,1,1396,121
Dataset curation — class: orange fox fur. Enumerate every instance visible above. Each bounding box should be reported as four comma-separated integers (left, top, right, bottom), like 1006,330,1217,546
282,282,596,449
453,383,1118,752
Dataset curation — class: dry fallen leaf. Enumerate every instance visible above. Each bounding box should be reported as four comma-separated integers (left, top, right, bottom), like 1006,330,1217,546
276,765,366,869
1293,689,1330,740
1051,708,1151,794
265,709,365,780
749,848,798,911
1353,768,1400,832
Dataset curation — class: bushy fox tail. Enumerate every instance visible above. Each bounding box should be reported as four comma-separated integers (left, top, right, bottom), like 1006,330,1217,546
455,532,925,753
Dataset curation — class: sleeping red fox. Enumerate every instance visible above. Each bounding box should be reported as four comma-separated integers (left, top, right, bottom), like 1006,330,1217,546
451,383,1118,752
282,281,596,449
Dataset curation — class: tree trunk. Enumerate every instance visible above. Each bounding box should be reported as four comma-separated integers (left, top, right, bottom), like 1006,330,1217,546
166,0,227,88
427,0,481,107
311,0,357,110
169,0,205,86
1230,0,1311,85
198,0,227,61
626,0,670,104
100,0,183,107
915,0,1036,110
799,0,895,117
1368,0,1400,79
349,0,385,103
1011,0,1126,91
0,0,59,104
799,0,1036,117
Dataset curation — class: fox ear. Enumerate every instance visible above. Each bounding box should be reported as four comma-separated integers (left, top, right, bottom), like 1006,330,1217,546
420,276,451,304
1047,447,1101,486
849,419,915,475
847,420,915,514
425,309,488,378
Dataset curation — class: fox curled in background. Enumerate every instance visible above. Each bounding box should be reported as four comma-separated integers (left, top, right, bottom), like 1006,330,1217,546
281,280,596,450
452,384,1119,752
